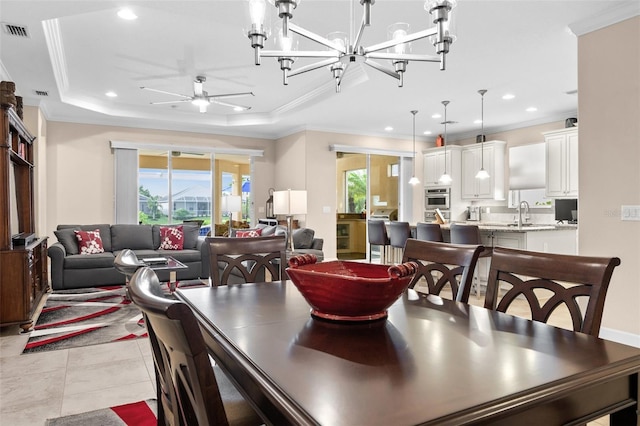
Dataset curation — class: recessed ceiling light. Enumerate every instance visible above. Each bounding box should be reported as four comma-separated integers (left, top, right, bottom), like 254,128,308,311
502,93,515,100
233,106,244,112
473,119,482,124
105,91,117,97
526,106,538,112
384,126,393,131
431,113,441,119
423,130,432,135
117,8,138,20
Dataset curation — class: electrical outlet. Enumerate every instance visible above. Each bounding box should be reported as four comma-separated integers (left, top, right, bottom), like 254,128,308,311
621,205,640,221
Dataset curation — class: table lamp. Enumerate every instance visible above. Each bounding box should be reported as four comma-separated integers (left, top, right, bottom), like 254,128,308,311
221,195,242,236
273,189,307,251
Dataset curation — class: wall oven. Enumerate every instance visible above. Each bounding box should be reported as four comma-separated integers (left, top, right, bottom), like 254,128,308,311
425,188,450,210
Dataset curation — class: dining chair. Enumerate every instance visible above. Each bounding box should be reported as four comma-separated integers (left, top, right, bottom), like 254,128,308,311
388,221,412,264
402,239,484,303
367,220,390,264
449,223,492,299
207,235,287,286
415,222,444,242
127,266,263,426
114,249,145,284
484,247,621,337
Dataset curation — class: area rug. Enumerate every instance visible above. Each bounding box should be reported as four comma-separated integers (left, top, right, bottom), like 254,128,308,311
23,280,207,354
45,399,157,425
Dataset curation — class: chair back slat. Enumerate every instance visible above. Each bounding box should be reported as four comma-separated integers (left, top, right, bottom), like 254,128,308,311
402,239,484,303
207,236,287,286
484,247,621,336
128,267,229,426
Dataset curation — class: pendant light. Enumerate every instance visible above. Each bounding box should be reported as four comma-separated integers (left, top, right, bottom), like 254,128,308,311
408,110,420,186
438,100,452,185
475,89,490,180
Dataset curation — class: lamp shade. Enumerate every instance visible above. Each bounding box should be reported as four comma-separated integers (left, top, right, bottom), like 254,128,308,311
274,189,307,215
221,195,242,212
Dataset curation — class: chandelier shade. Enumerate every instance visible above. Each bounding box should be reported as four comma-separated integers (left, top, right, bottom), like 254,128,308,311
248,0,456,92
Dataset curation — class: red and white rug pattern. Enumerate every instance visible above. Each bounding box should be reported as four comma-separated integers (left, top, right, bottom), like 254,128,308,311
23,286,147,354
45,399,157,425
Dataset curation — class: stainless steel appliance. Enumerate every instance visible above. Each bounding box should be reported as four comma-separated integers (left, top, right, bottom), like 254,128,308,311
425,187,450,210
371,209,398,221
468,206,480,221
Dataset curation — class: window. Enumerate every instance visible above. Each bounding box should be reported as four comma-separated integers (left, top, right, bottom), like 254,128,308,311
346,168,367,214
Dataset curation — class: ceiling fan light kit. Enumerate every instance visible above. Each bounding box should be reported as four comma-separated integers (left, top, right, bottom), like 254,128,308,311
141,76,254,113
248,0,456,92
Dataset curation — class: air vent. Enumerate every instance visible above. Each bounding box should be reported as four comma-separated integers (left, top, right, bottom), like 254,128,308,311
2,23,30,38
34,90,49,97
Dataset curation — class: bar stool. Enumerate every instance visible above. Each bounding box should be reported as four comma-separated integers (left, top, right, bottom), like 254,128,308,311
450,223,492,299
388,221,412,264
367,220,390,263
415,222,444,242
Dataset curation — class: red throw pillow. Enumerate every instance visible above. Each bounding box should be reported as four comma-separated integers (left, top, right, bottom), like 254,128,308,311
236,229,263,238
159,225,184,250
74,229,105,255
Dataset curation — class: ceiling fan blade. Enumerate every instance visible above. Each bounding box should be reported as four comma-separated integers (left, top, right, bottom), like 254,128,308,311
150,99,193,105
208,92,255,100
211,99,252,111
141,86,192,98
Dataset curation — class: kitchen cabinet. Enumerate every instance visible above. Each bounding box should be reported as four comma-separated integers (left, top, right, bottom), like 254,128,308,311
461,141,506,200
544,128,578,198
336,222,351,253
423,145,461,187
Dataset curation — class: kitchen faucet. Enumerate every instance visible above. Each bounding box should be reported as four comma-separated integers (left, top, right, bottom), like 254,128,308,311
517,201,530,228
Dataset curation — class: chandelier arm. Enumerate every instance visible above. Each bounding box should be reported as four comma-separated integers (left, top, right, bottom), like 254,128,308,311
289,23,347,53
366,53,441,62
260,50,339,59
364,60,401,81
364,28,438,54
288,59,341,78
207,92,254,100
149,99,193,105
336,62,351,88
140,87,191,98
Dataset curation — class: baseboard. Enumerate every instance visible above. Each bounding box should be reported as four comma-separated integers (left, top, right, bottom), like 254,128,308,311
599,327,640,348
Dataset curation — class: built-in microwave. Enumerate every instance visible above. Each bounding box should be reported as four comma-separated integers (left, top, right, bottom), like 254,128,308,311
425,187,450,210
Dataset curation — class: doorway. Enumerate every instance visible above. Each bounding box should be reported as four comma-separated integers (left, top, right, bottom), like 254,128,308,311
336,152,400,261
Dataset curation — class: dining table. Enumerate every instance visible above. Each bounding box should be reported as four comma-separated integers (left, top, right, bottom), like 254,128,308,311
175,281,640,425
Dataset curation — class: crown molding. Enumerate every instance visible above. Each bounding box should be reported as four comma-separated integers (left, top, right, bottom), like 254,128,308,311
569,1,640,36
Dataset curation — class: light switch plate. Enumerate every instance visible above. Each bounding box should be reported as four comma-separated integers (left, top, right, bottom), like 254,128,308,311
621,205,640,221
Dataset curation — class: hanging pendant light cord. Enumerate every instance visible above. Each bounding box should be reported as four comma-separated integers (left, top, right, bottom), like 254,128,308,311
479,89,487,168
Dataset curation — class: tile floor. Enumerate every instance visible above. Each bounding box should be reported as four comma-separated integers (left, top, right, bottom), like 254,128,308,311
0,286,610,425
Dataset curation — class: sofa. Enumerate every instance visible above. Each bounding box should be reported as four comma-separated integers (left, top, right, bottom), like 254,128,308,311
48,224,207,290
200,223,324,279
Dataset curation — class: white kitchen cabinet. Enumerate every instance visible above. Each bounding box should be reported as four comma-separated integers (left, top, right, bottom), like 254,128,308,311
544,128,578,198
461,141,506,200
423,145,461,187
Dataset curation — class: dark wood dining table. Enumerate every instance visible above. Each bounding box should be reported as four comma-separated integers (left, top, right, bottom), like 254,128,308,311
175,281,640,426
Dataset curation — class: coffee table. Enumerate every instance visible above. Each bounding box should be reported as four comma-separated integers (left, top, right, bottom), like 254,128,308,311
143,256,188,292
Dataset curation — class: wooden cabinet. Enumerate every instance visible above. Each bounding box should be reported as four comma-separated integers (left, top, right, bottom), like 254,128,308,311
544,128,578,198
461,141,506,200
0,104,48,331
422,146,461,187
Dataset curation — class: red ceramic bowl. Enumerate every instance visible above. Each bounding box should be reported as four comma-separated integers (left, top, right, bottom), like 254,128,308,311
287,255,418,322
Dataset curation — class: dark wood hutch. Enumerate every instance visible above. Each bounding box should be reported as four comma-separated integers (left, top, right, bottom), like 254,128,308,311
0,103,48,331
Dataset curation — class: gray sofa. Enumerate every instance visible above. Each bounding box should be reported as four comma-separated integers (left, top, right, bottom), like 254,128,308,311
200,224,324,279
48,224,206,290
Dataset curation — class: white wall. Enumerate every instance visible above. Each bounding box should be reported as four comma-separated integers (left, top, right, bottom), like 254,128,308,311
577,16,640,344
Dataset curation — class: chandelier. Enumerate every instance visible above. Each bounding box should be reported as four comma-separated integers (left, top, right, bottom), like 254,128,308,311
247,0,456,92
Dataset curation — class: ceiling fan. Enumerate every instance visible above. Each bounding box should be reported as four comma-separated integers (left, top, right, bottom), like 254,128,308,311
140,76,254,113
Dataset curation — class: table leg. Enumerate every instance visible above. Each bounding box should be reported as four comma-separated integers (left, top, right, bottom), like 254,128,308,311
169,271,177,292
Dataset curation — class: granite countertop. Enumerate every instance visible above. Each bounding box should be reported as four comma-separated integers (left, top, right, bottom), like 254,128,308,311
440,222,578,232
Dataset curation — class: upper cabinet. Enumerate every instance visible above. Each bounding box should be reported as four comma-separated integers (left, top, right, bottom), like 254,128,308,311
422,145,461,187
544,128,578,198
461,141,506,200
